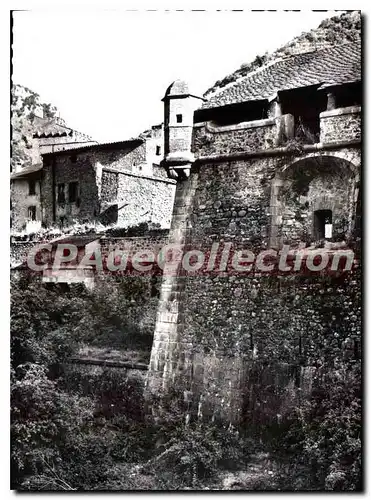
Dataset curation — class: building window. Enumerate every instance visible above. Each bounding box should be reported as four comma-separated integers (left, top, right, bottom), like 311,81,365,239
28,179,36,195
194,100,269,126
28,206,36,221
176,114,183,123
68,182,78,203
156,145,161,155
57,183,65,204
314,209,332,240
280,87,327,144
335,82,361,109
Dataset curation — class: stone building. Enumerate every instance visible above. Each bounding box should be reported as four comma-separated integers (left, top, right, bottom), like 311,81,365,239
147,41,361,423
11,105,97,232
10,131,98,233
11,165,44,233
11,123,176,232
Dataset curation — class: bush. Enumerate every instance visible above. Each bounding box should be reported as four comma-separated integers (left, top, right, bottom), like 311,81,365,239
10,276,152,490
277,362,361,491
134,421,249,489
11,363,97,489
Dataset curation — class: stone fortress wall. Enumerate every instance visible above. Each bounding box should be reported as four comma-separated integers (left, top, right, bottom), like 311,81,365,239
146,77,361,424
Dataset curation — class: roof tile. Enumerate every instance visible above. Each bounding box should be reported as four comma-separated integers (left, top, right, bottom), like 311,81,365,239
203,42,361,109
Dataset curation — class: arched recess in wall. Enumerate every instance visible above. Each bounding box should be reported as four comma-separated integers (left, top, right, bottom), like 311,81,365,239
269,153,360,249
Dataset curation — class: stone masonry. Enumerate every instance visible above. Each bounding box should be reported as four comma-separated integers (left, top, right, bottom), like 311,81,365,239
11,122,173,232
146,42,361,425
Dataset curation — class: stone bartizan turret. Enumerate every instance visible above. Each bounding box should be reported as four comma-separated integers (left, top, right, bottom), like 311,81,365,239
162,80,204,180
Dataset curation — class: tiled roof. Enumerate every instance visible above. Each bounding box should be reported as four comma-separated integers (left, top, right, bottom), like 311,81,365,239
42,138,143,156
32,117,94,141
203,42,361,109
32,116,74,136
164,80,189,97
34,131,73,138
11,164,43,180
162,81,205,102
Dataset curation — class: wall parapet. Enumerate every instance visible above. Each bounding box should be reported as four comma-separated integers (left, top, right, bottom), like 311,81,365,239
320,106,361,144
194,139,361,165
194,118,276,133
193,117,278,157
102,166,176,184
320,105,361,118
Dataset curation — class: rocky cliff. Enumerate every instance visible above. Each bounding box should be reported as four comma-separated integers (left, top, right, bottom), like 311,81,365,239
11,84,93,172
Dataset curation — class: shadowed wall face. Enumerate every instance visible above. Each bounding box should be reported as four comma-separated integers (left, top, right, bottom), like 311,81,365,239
11,176,42,231
42,153,100,226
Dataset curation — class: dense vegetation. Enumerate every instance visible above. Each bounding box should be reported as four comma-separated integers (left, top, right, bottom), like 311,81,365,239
205,11,361,96
11,273,361,491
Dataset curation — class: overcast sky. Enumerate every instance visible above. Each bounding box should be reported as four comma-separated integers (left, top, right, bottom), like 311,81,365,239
12,10,341,142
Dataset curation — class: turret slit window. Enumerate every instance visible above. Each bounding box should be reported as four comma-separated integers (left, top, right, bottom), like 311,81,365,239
176,114,183,123
156,145,161,155
314,209,332,240
28,179,36,195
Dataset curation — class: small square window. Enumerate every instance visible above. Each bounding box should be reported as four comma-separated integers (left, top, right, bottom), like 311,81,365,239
176,114,183,123
28,206,36,221
68,182,78,203
156,145,161,155
57,183,65,204
28,179,36,195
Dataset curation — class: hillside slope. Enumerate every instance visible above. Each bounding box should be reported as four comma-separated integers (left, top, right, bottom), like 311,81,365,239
204,10,361,97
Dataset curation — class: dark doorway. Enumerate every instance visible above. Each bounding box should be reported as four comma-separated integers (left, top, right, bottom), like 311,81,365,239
28,206,37,221
313,209,332,240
